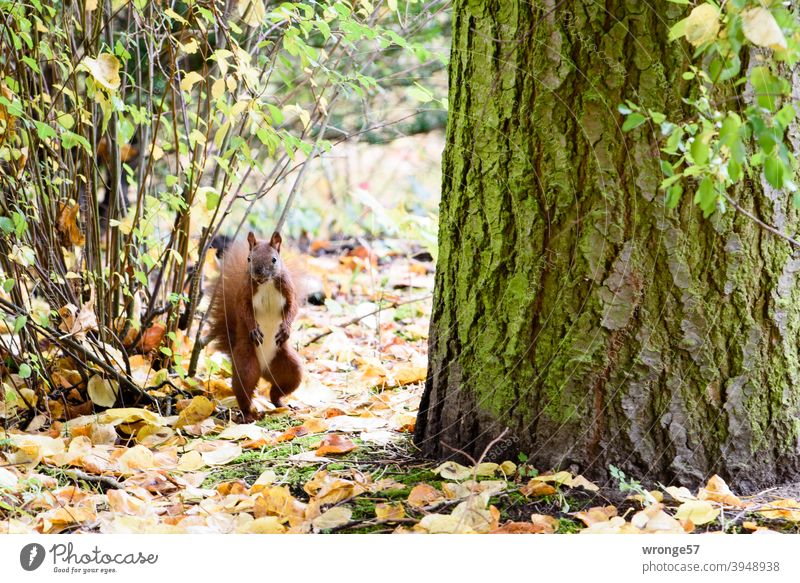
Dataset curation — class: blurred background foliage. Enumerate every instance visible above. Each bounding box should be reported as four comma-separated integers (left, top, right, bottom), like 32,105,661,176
0,0,449,409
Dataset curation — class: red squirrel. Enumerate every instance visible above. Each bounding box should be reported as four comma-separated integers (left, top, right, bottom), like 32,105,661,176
207,231,302,421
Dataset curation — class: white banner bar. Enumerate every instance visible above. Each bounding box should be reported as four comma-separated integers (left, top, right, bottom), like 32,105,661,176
1,534,798,582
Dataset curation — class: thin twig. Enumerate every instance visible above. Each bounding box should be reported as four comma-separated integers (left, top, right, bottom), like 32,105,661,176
303,294,432,346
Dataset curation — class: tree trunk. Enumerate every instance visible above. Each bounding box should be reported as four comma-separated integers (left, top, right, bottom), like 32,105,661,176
415,0,800,490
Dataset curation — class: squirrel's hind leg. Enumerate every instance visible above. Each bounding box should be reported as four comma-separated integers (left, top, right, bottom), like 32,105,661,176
230,342,262,422
264,346,303,407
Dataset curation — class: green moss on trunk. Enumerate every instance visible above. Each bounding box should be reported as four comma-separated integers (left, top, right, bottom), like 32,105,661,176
415,0,800,490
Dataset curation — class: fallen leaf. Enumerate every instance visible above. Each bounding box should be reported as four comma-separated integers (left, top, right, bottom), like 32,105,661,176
237,516,286,534
520,480,556,498
758,499,800,522
408,484,444,508
200,442,242,466
675,500,720,525
312,506,352,530
87,375,119,408
575,505,617,527
315,434,356,456
176,396,215,428
375,503,405,521
698,474,744,508
433,461,472,481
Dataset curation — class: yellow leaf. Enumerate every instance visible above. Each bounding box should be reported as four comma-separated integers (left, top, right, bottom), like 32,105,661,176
665,486,696,503
698,474,745,507
251,469,276,492
575,505,617,527
176,396,214,428
312,506,352,530
433,461,471,481
571,474,599,492
211,78,225,100
180,71,204,92
117,444,154,474
85,0,98,11
87,375,119,407
684,4,720,47
742,7,787,50
100,407,163,426
758,499,800,522
177,450,205,471
499,461,517,476
179,38,199,55
675,500,720,525
237,0,265,27
83,54,121,90
237,516,286,533
200,442,242,466
375,502,405,521
531,470,572,485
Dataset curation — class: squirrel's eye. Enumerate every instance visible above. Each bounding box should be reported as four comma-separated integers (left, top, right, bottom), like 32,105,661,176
247,257,251,262
272,257,277,264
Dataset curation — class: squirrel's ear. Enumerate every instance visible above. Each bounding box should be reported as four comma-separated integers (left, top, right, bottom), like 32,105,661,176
247,232,257,250
270,231,282,252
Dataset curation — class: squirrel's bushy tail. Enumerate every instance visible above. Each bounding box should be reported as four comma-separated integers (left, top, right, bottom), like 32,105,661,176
206,240,249,355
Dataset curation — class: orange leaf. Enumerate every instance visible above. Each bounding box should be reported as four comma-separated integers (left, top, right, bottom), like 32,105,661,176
520,480,556,498
315,434,356,456
407,483,444,508
277,425,309,442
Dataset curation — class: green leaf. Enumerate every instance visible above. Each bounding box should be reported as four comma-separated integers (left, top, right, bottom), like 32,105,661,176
764,156,786,189
669,17,689,42
622,113,647,132
690,131,711,165
693,176,717,217
666,184,683,208
408,83,433,103
775,104,796,130
33,121,56,141
61,131,92,154
18,364,32,379
205,190,221,211
13,315,26,334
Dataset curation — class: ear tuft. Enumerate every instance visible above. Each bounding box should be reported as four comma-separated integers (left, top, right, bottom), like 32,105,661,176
247,232,257,250
270,231,282,252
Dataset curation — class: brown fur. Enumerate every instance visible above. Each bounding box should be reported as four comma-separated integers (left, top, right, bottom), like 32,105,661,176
207,232,303,421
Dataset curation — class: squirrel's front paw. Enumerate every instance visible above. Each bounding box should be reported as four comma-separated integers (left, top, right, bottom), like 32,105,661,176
275,323,290,345
250,326,264,345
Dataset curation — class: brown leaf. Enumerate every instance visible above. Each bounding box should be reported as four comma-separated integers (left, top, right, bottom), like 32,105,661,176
137,322,166,353
520,480,556,498
315,434,357,456
277,425,309,442
57,202,85,247
575,505,617,527
407,483,444,508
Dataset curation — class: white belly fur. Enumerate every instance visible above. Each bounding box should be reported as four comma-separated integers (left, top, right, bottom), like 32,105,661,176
252,281,286,372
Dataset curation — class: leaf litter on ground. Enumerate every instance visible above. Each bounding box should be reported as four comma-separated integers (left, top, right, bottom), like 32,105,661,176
1,239,799,534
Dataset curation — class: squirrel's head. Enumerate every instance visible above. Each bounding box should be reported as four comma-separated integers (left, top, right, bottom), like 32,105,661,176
247,231,283,284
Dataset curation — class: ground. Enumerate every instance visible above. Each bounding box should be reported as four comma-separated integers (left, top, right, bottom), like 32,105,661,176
1,237,800,534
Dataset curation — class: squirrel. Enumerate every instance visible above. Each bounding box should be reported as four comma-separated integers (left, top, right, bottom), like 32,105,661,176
207,231,302,422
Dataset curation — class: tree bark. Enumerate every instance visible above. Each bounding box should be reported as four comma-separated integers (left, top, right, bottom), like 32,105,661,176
415,0,800,491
